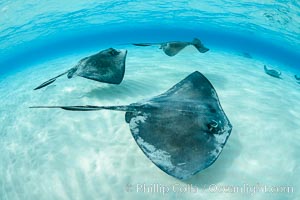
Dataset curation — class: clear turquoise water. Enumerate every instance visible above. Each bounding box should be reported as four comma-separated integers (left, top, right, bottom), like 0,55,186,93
0,1,299,200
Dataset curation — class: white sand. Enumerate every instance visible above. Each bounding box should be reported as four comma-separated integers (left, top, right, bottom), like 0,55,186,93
0,46,299,200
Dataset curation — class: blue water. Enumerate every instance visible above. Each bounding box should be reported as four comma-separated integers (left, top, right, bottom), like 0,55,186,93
1,1,299,74
1,26,300,74
0,1,299,200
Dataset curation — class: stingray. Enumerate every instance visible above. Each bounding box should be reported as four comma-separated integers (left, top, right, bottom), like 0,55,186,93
264,65,282,79
132,38,209,56
242,52,252,59
30,71,232,180
34,48,127,90
295,75,300,81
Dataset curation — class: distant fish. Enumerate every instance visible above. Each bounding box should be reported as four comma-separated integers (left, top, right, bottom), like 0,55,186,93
132,38,209,56
295,75,300,81
34,48,127,90
30,71,232,180
264,65,282,79
242,52,252,59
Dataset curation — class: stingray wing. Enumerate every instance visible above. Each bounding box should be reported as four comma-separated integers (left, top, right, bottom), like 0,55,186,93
125,71,232,179
150,71,219,102
132,41,189,56
161,42,190,56
75,48,127,84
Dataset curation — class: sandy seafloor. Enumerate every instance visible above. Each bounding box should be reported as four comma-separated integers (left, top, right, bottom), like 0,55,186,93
0,45,299,200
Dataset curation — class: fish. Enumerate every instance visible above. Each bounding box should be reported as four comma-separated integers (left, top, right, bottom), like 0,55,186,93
132,38,209,56
34,48,127,90
30,71,232,180
242,52,252,59
264,65,282,79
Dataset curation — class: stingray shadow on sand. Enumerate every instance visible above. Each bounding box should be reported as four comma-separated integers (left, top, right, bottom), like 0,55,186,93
83,78,163,101
84,72,229,101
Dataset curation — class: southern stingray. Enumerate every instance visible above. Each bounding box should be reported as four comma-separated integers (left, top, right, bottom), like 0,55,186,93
31,71,232,179
132,38,209,56
34,48,127,90
264,65,282,79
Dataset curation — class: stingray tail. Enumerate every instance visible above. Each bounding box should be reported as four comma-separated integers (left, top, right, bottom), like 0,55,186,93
67,67,78,79
34,70,70,90
191,38,209,53
132,43,153,47
29,105,137,112
131,41,163,47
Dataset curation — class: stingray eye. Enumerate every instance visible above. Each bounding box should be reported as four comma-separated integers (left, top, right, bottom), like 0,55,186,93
207,120,218,132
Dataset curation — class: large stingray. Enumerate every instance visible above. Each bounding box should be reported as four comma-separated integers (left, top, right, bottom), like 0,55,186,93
31,71,232,179
132,38,209,56
34,48,127,90
264,65,282,79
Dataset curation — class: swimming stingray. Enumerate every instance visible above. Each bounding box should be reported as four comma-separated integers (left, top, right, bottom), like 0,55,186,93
34,48,127,90
295,75,300,81
30,71,232,180
264,65,282,79
132,38,209,56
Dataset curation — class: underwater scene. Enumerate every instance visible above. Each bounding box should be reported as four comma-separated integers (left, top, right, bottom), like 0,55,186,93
0,1,299,200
